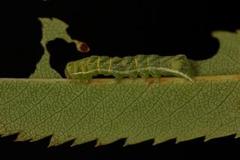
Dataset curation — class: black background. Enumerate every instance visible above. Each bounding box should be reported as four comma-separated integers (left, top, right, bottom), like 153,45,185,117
0,0,240,159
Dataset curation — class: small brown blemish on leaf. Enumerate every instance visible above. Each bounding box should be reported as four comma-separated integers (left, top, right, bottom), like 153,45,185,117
79,42,90,53
73,40,90,53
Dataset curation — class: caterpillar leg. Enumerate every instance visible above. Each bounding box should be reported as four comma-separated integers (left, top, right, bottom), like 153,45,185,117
128,70,138,79
139,71,149,79
112,73,124,79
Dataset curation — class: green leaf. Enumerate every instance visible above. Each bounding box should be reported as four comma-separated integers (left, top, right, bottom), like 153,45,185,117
196,30,240,76
1,18,240,146
30,18,83,78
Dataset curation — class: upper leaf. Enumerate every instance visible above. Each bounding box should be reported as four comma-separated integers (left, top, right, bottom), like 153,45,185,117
30,18,83,78
196,30,240,76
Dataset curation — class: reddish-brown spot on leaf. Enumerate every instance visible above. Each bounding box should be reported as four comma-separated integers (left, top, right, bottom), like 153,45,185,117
79,42,90,53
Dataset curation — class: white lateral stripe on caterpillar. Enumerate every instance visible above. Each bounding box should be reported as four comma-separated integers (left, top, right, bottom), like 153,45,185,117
71,67,193,81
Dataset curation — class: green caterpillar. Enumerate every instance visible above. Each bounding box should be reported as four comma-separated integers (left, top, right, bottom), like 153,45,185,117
65,54,194,81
